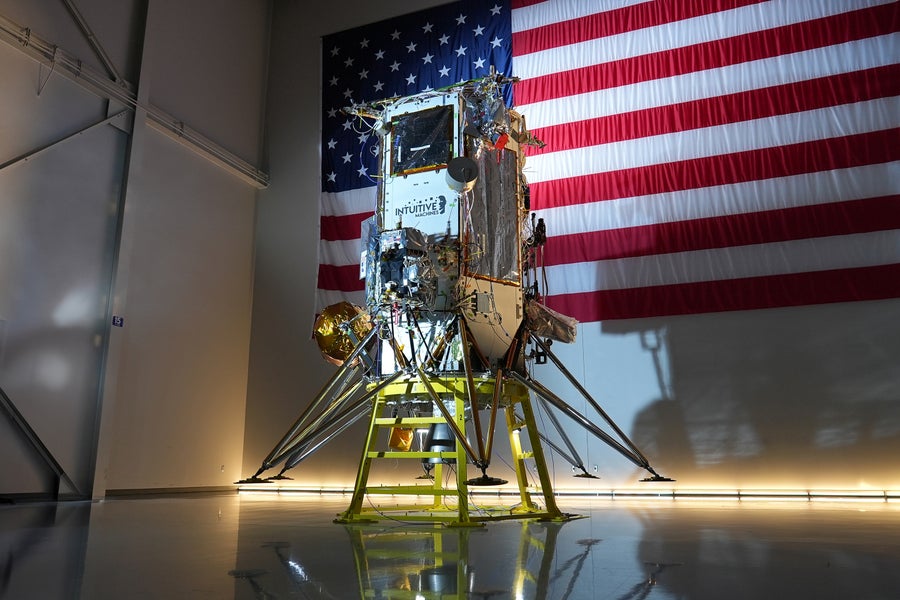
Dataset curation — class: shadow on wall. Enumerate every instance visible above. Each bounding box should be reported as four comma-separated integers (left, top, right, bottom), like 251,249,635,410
606,299,900,490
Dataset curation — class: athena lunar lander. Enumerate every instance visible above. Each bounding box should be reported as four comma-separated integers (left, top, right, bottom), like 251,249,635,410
239,72,671,525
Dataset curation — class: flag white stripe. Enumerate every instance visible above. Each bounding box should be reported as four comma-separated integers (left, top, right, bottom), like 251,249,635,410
524,97,899,184
543,230,900,294
516,35,898,129
320,187,378,218
511,0,650,32
316,289,366,314
319,238,364,269
513,0,892,78
536,162,900,237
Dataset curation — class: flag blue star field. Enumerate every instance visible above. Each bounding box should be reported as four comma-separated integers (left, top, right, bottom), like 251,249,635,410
318,0,900,322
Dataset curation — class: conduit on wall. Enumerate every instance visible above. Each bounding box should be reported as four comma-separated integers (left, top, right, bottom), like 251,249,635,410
0,11,270,189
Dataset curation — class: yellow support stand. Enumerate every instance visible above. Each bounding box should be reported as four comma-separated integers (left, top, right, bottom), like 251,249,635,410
334,374,574,526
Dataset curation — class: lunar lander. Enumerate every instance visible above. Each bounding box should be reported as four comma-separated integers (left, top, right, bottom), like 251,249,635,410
239,73,670,525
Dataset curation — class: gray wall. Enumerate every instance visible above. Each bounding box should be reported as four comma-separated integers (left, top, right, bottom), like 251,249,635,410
0,0,268,497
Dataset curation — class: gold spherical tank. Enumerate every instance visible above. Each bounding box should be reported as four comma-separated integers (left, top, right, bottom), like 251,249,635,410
313,302,372,366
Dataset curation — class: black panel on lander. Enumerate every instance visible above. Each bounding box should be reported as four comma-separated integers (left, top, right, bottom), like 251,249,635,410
239,73,670,524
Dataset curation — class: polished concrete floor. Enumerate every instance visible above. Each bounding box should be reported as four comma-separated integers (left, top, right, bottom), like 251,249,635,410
1,492,898,599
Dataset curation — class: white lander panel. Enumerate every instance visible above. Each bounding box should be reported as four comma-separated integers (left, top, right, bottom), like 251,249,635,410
379,94,461,236
363,80,531,371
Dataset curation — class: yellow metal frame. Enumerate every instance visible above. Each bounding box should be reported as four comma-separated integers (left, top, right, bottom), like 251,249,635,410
334,375,571,526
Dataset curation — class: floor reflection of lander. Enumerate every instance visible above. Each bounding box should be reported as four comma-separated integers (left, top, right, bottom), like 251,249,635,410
613,562,682,600
344,521,601,600
229,523,678,600
230,541,342,600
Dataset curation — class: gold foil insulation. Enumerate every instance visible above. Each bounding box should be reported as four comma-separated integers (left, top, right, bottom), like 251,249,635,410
313,302,373,366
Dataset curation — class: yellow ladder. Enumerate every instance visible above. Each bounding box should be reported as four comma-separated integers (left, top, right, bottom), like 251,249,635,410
334,374,571,526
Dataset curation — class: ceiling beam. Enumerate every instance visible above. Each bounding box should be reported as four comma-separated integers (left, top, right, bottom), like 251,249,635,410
0,11,270,189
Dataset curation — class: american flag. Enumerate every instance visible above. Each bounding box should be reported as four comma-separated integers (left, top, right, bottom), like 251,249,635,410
319,0,900,323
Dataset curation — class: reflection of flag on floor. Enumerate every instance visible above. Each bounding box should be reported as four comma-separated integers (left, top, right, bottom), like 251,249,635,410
318,0,900,322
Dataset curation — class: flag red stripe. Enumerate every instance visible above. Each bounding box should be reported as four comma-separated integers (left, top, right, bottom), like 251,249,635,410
320,211,373,242
544,195,900,265
316,263,364,292
548,263,900,321
511,0,545,8
527,65,900,156
530,129,900,210
514,4,896,105
513,0,765,56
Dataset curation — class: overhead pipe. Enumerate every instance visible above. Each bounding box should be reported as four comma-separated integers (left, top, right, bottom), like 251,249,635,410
60,0,124,84
0,12,269,189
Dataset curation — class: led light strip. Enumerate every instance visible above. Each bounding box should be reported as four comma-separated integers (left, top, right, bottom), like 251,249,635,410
236,485,899,502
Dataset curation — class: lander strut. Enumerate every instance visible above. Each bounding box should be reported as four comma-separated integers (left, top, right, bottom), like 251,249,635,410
239,72,671,525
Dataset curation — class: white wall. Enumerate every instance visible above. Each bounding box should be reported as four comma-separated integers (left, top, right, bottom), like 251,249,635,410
531,300,900,490
244,0,900,493
0,0,268,496
97,0,268,493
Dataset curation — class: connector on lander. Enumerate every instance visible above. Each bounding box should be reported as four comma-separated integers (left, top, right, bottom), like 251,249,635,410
239,72,671,525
